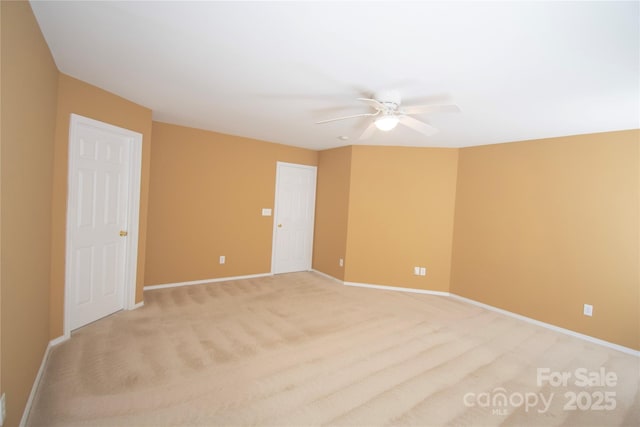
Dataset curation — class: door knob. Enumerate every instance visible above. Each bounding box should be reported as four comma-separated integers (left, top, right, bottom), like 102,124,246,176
277,224,283,228
119,230,128,237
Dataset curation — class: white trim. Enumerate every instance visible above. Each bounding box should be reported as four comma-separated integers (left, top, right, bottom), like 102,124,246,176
48,334,69,348
271,162,318,274
344,281,450,297
19,346,51,427
310,269,343,283
122,122,142,311
19,335,70,427
131,301,144,310
448,293,640,357
144,273,273,291
64,114,143,337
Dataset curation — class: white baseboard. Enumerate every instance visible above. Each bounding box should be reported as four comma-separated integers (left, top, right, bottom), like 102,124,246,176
19,334,70,427
144,272,273,291
48,334,69,347
344,281,450,297
310,269,343,283
448,293,640,357
131,301,144,310
311,270,639,357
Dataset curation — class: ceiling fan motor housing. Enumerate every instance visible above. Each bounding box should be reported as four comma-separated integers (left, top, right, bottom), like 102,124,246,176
374,90,401,111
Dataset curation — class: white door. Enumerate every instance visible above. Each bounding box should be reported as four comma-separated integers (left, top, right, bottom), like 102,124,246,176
65,114,142,332
272,162,317,274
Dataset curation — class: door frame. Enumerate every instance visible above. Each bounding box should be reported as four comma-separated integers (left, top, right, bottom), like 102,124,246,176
270,161,317,274
63,114,143,338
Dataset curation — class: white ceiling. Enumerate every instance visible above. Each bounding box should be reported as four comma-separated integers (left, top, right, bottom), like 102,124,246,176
31,1,639,150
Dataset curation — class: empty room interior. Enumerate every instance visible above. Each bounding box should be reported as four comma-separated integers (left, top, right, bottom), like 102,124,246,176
1,1,639,426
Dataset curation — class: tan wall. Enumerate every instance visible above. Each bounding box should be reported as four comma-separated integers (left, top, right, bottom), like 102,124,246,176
50,74,153,338
344,146,459,292
144,122,318,285
0,2,58,425
312,146,352,280
451,130,640,350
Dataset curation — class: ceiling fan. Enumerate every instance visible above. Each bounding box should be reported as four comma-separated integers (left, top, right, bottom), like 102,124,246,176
316,90,460,140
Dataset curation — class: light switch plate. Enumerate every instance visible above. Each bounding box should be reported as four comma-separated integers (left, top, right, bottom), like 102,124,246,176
261,208,272,216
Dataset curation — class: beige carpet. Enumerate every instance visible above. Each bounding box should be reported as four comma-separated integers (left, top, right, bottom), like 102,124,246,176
27,272,639,426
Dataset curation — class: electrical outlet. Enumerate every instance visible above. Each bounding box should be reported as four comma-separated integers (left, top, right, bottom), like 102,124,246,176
339,258,344,267
420,267,426,276
219,255,225,264
1,393,6,426
413,266,420,276
583,304,593,317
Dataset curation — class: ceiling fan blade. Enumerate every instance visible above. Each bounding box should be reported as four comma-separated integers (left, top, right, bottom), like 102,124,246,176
316,112,378,124
402,104,461,115
358,121,377,140
356,98,386,110
399,116,439,136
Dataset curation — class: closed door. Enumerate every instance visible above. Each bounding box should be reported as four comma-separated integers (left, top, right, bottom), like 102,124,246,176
272,162,317,274
66,115,141,331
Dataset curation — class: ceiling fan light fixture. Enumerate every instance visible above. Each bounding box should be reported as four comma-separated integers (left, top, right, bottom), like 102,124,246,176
375,115,399,131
